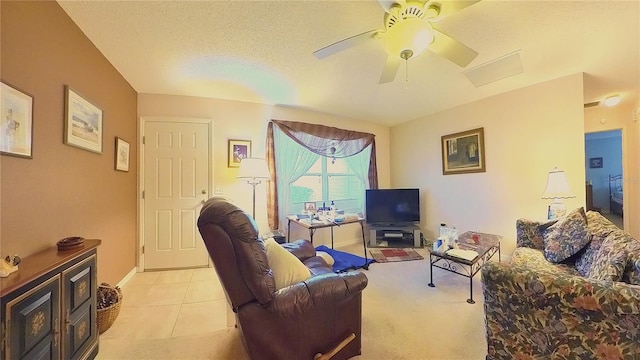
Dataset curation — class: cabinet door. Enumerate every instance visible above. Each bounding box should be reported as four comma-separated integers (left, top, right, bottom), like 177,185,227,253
62,255,97,360
6,276,60,360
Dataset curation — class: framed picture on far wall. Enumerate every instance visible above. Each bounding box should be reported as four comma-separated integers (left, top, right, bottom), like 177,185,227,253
64,86,103,153
115,137,130,172
1,81,34,158
441,127,486,175
228,139,251,168
589,157,603,168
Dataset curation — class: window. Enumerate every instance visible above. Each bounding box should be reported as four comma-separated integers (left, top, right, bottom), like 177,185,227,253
290,156,365,213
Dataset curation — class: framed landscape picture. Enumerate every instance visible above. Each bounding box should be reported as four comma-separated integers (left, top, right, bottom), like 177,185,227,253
1,81,34,158
64,86,103,153
441,127,485,175
228,139,251,168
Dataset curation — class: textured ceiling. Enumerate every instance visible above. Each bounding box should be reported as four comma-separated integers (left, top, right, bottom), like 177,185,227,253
57,0,640,126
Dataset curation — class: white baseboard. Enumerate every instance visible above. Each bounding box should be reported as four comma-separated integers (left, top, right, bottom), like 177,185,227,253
116,267,138,288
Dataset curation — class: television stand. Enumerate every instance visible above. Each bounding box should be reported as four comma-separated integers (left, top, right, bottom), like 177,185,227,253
368,224,421,248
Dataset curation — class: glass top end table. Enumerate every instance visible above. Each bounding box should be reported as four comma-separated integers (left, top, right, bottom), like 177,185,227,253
428,231,501,304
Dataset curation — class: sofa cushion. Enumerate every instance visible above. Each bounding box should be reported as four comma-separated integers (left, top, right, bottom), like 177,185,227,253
543,207,591,263
264,237,311,290
574,211,625,276
511,247,578,276
586,211,620,241
574,235,604,277
622,237,640,285
587,232,629,282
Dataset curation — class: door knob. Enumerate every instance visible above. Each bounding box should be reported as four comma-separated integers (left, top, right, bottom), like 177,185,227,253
201,189,207,194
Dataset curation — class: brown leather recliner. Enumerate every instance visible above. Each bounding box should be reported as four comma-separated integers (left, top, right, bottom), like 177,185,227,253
197,197,368,360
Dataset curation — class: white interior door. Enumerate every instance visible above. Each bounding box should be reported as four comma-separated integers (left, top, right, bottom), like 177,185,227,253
143,120,210,270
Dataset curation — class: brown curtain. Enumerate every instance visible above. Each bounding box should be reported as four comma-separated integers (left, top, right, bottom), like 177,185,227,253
266,120,378,229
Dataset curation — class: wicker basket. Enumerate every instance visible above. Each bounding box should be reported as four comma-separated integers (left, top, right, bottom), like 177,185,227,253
97,284,123,334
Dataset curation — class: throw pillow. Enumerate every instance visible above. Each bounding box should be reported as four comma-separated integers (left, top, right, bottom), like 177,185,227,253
264,237,311,290
587,233,629,282
543,207,591,263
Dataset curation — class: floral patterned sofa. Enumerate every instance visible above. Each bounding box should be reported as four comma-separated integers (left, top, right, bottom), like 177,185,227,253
482,208,640,360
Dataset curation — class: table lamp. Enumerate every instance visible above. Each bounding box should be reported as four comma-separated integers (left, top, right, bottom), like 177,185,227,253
237,158,271,219
541,167,575,219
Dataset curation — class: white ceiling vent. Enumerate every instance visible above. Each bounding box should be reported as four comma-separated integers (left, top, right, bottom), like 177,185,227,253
464,51,524,87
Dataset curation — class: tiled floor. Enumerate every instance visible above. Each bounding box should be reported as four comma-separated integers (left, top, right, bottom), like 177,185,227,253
97,267,232,345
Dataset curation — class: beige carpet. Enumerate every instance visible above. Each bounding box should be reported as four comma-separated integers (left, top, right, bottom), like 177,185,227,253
97,245,488,359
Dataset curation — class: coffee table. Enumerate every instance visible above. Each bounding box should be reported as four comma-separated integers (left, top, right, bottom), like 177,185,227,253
427,231,501,304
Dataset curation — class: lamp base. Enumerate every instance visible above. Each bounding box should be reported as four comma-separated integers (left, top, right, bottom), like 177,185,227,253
547,201,567,220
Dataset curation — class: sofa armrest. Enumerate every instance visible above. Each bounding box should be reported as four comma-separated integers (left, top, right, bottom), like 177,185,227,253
266,272,368,316
280,239,316,261
482,262,640,359
516,218,557,250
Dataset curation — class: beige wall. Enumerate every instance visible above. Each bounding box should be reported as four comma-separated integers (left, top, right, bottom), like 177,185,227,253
138,94,391,248
390,73,586,257
0,1,138,285
585,100,640,238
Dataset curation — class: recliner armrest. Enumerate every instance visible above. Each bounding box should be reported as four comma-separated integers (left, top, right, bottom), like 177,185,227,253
281,239,316,261
266,272,368,316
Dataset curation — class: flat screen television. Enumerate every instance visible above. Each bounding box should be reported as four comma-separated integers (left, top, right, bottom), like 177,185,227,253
365,188,420,225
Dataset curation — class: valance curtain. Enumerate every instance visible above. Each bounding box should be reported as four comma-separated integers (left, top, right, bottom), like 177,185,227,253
266,120,378,229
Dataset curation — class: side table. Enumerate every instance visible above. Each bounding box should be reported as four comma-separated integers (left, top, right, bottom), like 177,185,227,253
427,231,501,304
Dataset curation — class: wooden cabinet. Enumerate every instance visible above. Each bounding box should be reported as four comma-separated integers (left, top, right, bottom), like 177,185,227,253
1,240,100,360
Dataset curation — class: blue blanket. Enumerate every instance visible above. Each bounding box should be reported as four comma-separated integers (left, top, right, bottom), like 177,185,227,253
315,245,374,273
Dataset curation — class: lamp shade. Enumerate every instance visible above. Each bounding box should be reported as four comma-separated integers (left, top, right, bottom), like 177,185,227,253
541,167,575,199
237,158,270,179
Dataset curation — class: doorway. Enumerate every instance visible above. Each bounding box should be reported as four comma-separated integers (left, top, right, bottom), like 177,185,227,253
584,129,623,229
140,117,213,270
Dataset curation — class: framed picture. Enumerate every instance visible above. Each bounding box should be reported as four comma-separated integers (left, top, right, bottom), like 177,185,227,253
228,139,251,168
441,127,485,175
64,86,103,153
304,202,317,212
589,157,603,168
115,137,130,172
1,81,34,158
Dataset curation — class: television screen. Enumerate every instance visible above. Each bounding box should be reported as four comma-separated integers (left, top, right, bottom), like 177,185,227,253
365,188,420,225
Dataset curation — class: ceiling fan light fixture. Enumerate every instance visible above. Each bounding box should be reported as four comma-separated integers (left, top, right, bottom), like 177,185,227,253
603,95,621,107
383,18,434,59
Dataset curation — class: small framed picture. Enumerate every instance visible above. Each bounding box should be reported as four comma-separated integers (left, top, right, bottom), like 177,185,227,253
304,202,317,212
64,86,103,153
1,81,34,158
115,137,130,172
228,139,251,168
589,157,603,168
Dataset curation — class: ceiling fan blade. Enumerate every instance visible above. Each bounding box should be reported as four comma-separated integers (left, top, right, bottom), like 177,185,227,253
430,28,478,67
429,0,481,22
313,30,378,59
584,101,600,108
379,55,401,84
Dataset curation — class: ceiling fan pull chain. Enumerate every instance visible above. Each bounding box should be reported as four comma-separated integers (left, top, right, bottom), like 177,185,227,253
405,57,409,85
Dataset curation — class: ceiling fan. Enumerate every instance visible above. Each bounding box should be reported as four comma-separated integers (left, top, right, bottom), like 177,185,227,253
313,0,481,84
